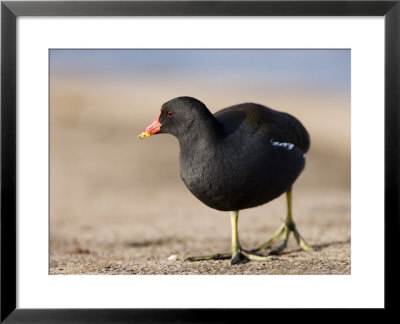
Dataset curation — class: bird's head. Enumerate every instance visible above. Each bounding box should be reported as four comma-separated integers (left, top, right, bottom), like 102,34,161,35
138,97,211,139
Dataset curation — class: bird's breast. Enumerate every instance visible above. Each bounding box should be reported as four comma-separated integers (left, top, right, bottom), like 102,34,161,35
178,136,306,211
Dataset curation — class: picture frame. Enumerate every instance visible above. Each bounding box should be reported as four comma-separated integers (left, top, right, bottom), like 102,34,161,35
1,0,398,321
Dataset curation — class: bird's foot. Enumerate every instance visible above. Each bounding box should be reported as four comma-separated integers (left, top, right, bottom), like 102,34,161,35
252,220,315,255
185,249,272,265
238,249,274,264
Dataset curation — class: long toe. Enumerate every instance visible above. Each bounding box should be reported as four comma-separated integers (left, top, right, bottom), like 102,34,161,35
185,252,232,261
293,229,315,252
255,221,314,255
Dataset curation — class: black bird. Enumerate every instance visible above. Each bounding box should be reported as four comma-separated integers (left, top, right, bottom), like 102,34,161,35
139,97,314,264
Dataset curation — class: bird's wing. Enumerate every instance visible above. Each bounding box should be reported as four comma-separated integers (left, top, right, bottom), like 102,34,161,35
214,103,310,153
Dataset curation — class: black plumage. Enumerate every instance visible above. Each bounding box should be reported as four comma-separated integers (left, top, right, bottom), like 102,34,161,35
139,96,314,263
158,97,308,211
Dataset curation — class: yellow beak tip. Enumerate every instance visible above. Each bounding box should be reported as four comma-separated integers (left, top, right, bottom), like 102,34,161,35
138,132,151,139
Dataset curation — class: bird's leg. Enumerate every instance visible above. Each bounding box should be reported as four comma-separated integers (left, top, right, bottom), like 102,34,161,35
229,211,273,264
252,187,314,255
230,210,242,264
185,211,272,264
229,211,272,264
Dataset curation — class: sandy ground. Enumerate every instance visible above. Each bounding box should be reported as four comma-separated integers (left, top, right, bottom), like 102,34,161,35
49,80,351,275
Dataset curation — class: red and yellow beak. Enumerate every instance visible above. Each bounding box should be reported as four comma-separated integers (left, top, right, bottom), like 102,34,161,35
138,112,162,139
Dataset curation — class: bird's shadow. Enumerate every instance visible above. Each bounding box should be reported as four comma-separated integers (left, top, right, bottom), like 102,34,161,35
313,238,351,250
126,238,173,248
273,238,351,256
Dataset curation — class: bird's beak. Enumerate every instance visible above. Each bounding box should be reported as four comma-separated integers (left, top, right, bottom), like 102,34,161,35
138,112,162,139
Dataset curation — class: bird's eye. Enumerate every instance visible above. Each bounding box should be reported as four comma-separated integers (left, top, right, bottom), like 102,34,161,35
167,110,174,118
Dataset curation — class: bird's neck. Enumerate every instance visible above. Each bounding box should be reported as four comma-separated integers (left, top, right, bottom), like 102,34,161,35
177,115,223,148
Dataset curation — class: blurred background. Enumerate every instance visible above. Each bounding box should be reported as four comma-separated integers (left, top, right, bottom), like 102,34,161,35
50,49,351,274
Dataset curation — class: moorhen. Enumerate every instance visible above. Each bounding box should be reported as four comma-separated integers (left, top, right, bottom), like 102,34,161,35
139,97,314,264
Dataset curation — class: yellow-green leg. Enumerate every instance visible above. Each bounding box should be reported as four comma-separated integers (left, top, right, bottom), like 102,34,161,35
252,187,314,255
186,211,272,264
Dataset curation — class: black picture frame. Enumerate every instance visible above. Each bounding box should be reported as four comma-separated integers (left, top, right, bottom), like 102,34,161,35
1,0,398,322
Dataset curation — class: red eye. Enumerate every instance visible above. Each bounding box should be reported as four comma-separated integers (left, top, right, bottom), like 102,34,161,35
167,110,174,118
